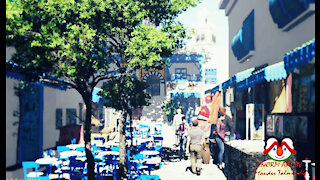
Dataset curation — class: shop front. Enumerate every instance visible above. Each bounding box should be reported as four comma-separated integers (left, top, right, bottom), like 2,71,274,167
210,39,315,180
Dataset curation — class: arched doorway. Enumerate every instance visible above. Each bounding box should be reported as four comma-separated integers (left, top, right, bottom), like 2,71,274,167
143,71,165,96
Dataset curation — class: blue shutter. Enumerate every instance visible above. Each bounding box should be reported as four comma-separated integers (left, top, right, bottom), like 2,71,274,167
232,29,248,60
242,10,254,52
231,10,254,61
269,0,313,28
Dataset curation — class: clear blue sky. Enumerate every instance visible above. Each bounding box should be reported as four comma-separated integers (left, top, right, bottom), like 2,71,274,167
176,0,229,47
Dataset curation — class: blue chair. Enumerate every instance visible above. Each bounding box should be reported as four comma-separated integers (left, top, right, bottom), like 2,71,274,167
150,146,163,159
153,136,163,146
94,137,105,144
71,138,76,144
69,159,86,180
154,124,162,135
22,161,49,180
129,161,148,180
111,146,119,151
75,147,85,152
56,146,70,160
44,149,54,157
137,175,160,180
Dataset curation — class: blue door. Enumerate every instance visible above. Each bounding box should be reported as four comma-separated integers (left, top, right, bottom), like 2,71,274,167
17,82,43,163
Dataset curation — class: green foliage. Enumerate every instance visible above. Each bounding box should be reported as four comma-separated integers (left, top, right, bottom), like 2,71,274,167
6,0,200,178
98,75,151,112
6,0,200,85
161,99,182,122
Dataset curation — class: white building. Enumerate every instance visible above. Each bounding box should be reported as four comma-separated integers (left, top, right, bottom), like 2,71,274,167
6,47,85,168
219,0,315,76
178,4,229,92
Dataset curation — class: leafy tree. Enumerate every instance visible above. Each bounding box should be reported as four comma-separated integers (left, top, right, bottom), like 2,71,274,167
98,75,150,177
6,0,199,178
161,99,182,124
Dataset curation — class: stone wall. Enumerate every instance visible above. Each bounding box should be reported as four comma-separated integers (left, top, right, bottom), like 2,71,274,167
224,143,297,180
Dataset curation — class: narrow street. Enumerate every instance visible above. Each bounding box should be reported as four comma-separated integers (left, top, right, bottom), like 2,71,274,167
152,159,227,180
154,123,227,180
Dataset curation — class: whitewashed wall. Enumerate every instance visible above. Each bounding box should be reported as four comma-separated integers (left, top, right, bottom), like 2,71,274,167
222,0,315,76
6,78,20,167
42,86,84,150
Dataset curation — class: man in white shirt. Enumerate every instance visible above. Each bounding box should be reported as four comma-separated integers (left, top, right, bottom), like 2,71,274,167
172,109,184,144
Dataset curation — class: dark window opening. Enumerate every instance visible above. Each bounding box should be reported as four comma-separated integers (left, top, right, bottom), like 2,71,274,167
146,75,161,96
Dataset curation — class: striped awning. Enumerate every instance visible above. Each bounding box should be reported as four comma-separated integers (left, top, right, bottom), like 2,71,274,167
264,61,287,82
284,39,315,71
211,84,221,94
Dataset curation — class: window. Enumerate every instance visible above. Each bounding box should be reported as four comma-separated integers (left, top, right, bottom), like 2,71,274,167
212,35,216,43
146,75,160,96
56,108,63,129
201,34,205,41
196,35,200,42
175,68,187,80
66,108,77,125
231,10,255,61
205,77,217,84
205,69,217,75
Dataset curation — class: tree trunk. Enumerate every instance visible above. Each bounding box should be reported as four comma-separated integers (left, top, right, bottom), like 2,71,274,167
84,98,95,180
118,111,128,179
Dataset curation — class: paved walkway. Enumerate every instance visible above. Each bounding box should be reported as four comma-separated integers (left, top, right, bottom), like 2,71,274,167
153,123,227,180
152,159,227,180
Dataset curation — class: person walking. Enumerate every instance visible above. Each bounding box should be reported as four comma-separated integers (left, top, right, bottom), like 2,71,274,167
177,116,189,160
208,123,217,164
215,108,233,170
173,109,184,145
221,107,235,141
186,120,205,175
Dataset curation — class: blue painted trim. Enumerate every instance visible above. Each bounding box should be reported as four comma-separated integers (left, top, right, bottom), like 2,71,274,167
231,10,255,61
6,70,68,91
269,0,313,28
38,82,44,159
284,39,315,71
170,92,201,98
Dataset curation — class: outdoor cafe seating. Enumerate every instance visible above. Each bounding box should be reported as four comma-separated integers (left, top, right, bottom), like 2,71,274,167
23,123,163,180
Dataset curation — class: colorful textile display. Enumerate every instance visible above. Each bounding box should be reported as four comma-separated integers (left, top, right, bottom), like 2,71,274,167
271,80,287,113
286,73,293,113
208,91,221,124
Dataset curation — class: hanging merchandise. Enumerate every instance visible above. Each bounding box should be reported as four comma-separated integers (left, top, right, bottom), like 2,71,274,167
79,125,84,144
208,91,221,124
270,80,287,113
246,104,265,140
197,105,211,136
254,83,268,109
286,73,293,113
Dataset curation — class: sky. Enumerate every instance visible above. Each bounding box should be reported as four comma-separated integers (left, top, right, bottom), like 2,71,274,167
176,0,229,47
176,0,230,83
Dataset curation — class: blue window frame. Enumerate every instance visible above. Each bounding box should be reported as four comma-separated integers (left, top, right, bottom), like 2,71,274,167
56,108,63,129
66,108,77,125
205,77,217,84
231,10,255,61
175,68,187,80
205,69,217,76
269,0,314,29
